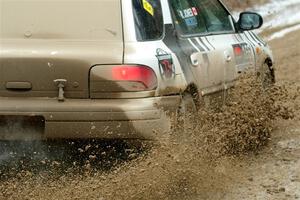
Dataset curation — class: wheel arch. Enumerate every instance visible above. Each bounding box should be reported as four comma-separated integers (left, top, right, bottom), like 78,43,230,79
183,83,200,105
265,57,273,67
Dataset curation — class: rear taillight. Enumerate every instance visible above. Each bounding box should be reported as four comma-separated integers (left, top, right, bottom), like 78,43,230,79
112,65,157,90
90,65,157,94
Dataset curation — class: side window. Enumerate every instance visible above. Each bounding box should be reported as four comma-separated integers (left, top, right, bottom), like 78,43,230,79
169,0,207,35
132,0,164,41
169,0,234,36
200,0,233,32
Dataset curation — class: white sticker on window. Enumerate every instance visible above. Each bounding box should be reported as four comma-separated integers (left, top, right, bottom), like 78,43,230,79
178,7,198,19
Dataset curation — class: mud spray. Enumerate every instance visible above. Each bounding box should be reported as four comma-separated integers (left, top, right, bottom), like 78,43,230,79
0,72,295,200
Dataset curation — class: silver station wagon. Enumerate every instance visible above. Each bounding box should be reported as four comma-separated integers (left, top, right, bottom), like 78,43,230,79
0,0,274,140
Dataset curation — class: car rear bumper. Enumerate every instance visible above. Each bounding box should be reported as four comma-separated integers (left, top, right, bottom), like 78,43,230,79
0,96,181,140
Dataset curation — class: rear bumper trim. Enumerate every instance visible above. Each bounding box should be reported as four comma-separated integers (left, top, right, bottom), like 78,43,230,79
0,96,181,139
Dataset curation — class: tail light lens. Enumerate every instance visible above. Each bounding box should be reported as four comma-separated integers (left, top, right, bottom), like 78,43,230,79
90,65,157,94
112,65,157,90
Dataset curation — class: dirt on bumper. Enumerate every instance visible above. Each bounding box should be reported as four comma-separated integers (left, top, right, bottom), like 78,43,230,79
0,96,181,140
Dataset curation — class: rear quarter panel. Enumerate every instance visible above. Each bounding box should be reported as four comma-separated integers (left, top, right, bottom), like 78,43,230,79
121,0,187,96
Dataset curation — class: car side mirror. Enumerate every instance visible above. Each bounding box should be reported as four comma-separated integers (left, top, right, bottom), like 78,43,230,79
238,12,263,31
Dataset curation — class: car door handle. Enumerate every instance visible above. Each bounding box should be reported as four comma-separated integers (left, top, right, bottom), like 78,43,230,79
224,51,232,62
226,55,232,62
5,81,32,90
191,58,199,66
190,53,199,66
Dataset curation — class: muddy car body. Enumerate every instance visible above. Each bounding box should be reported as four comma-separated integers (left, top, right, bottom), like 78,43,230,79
0,0,274,140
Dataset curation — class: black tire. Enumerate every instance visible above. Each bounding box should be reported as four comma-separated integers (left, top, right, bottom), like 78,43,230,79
258,61,275,88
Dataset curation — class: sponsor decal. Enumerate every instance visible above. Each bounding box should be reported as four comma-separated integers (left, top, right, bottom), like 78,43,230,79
178,7,199,27
185,17,198,27
178,7,198,19
156,48,175,79
142,0,154,16
191,7,198,16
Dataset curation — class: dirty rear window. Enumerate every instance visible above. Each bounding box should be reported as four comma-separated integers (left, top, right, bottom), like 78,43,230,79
132,0,164,41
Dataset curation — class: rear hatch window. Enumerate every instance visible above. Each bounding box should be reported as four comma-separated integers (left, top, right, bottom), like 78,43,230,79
132,0,164,41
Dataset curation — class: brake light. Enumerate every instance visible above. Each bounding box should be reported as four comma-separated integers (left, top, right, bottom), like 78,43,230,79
112,65,157,90
234,45,243,56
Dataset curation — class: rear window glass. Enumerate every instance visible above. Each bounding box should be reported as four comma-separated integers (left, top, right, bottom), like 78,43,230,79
132,0,164,41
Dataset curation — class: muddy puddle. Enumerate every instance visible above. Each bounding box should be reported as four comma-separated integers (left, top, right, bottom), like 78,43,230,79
0,72,294,200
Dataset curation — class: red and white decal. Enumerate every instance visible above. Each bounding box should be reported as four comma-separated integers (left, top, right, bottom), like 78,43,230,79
178,7,198,19
191,7,198,16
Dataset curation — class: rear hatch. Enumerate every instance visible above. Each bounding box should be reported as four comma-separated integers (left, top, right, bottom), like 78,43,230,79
0,0,123,98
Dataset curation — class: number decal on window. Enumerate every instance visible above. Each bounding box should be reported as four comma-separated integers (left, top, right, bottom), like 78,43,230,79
142,0,154,16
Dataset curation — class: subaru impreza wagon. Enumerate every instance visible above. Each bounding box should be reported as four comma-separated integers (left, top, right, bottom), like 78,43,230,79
0,0,274,140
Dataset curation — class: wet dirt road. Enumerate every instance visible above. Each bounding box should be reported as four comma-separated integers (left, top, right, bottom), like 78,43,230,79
0,30,298,200
217,30,300,200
